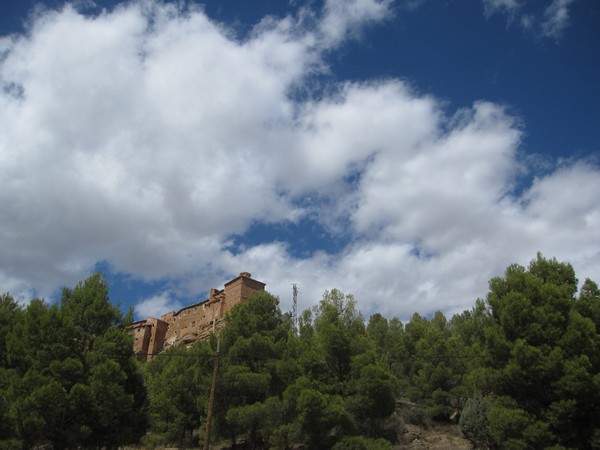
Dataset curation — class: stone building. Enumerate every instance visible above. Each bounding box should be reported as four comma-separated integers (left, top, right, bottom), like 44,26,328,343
129,272,265,360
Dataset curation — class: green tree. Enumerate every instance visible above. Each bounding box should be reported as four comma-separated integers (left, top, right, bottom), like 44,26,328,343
394,311,468,421
576,278,600,331
0,274,147,449
313,289,369,384
478,255,600,448
367,313,389,360
382,317,405,376
61,273,122,350
207,289,400,449
0,294,21,447
0,294,20,366
282,376,353,450
142,341,213,448
215,291,294,448
286,290,400,448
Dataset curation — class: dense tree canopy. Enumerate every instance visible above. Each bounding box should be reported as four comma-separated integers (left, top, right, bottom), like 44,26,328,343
2,254,599,449
467,254,600,449
141,340,214,447
0,275,147,450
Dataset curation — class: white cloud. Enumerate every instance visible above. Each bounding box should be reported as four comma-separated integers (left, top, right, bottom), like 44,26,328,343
350,101,521,248
217,89,599,321
0,0,598,322
482,0,578,39
483,0,521,17
135,291,183,320
541,0,576,38
319,0,393,45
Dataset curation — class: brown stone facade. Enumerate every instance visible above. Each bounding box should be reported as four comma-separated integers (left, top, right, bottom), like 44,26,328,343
129,272,265,360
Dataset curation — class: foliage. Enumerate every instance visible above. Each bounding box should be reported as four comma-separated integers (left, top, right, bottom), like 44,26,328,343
460,391,492,449
478,254,600,448
197,289,399,449
2,254,599,449
171,255,596,450
141,341,213,448
0,274,147,449
332,435,393,450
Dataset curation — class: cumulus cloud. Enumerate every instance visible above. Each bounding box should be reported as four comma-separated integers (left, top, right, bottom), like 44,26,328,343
0,0,598,320
219,89,599,320
319,0,392,45
135,292,183,319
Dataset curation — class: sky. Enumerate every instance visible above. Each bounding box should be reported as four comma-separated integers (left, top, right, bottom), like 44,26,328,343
0,0,599,322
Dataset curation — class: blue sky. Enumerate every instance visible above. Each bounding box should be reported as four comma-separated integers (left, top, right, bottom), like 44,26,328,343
0,0,598,321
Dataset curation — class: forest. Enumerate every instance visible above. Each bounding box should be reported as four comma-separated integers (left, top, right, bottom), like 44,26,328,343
1,254,599,449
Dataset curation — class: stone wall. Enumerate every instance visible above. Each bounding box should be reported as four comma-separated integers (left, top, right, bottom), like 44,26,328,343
129,272,265,360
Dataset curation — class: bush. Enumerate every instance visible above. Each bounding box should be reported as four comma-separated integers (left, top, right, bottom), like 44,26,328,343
459,392,492,449
398,404,429,427
332,436,393,450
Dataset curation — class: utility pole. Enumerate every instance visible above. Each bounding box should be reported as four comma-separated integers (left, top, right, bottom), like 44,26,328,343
292,284,298,334
203,339,220,450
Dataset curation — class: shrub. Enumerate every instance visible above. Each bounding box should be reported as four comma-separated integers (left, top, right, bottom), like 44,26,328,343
459,392,492,449
332,435,393,450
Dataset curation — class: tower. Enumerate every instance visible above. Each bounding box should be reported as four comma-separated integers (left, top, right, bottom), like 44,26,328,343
292,283,298,333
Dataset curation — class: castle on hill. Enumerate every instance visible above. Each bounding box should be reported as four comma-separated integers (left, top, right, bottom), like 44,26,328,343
129,272,265,360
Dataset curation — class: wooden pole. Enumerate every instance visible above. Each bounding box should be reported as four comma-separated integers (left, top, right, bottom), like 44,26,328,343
203,339,220,450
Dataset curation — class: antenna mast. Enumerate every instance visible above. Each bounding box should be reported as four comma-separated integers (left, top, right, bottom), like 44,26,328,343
292,283,298,333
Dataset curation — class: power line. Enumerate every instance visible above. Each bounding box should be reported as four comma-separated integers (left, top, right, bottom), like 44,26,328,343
404,354,491,360
134,351,491,361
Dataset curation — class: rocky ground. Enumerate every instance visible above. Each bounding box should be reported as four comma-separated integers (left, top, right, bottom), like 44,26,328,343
126,423,472,449
396,423,472,449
